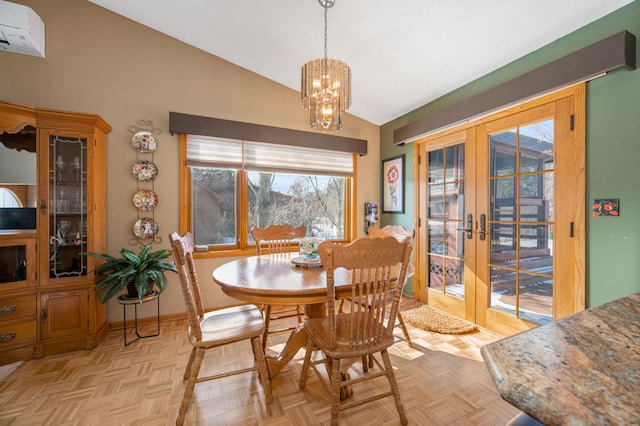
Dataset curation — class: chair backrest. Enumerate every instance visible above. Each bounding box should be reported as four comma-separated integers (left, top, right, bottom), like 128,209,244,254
251,224,306,255
368,223,415,245
169,232,204,341
368,224,415,283
317,239,342,265
324,237,413,349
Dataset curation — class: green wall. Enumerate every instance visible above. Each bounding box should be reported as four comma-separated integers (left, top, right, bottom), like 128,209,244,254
380,0,640,307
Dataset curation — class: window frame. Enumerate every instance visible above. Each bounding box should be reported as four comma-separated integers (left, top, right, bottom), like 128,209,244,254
178,133,356,257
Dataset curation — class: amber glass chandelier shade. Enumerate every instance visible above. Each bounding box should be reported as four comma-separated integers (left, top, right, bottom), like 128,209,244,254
301,58,351,132
300,0,351,133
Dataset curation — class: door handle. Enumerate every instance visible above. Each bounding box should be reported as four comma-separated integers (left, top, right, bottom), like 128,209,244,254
456,213,474,239
479,213,486,241
457,213,473,239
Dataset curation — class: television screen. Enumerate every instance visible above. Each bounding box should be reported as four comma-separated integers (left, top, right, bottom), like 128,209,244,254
0,208,37,230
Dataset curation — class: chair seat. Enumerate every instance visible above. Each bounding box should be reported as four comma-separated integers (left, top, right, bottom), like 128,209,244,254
194,304,266,347
304,313,395,359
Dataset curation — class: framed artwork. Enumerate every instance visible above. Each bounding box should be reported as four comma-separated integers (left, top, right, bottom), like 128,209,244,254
593,198,619,216
382,155,405,213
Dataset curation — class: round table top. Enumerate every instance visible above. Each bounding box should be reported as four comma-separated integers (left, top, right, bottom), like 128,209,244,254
212,255,354,305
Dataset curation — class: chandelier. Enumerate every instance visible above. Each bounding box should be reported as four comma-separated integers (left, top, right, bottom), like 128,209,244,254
301,0,351,133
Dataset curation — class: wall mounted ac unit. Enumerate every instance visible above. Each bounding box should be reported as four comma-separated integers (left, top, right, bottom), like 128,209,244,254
0,1,45,58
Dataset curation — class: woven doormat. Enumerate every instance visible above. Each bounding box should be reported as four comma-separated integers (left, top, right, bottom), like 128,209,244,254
401,305,477,334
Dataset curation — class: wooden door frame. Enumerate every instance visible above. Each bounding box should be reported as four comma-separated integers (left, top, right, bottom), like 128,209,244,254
413,84,586,334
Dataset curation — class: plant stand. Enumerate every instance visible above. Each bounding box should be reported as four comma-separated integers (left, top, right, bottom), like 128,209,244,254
117,290,160,346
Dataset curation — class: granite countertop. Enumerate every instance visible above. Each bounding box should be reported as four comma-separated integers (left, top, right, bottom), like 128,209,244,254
481,292,640,426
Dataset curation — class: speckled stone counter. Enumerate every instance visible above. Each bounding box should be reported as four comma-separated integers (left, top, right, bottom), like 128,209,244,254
481,292,640,426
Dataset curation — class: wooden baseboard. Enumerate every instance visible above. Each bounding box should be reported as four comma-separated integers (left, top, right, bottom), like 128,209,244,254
107,303,245,331
108,312,187,331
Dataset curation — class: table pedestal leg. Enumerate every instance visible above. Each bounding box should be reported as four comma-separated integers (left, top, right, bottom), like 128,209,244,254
265,302,326,378
266,324,308,377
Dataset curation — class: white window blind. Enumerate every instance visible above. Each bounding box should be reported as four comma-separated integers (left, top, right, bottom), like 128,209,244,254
186,134,354,176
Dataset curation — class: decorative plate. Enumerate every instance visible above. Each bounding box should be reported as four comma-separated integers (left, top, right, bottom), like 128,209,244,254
133,217,159,239
291,256,323,268
131,131,157,152
132,160,158,181
133,190,158,211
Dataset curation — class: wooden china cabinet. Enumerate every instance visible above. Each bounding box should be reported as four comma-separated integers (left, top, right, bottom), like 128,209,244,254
0,100,110,364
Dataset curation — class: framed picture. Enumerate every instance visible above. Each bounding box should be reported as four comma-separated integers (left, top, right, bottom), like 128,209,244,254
382,155,405,213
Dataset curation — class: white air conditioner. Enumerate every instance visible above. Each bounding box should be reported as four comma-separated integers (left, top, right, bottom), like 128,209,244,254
0,1,45,58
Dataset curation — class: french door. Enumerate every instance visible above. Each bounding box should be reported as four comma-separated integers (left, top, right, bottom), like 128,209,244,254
415,85,585,336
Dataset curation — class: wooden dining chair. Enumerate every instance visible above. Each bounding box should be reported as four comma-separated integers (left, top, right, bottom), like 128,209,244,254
299,237,412,426
169,232,272,425
250,224,306,350
366,223,415,348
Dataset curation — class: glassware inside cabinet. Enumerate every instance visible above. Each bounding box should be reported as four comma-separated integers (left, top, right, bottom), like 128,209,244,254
49,135,88,278
0,244,27,283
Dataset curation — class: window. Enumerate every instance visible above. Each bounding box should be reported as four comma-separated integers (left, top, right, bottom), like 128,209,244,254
181,134,354,254
0,188,21,207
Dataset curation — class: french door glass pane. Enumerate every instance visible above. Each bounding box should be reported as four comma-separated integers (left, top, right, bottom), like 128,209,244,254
492,177,515,222
490,223,515,266
445,259,465,298
428,255,444,291
519,119,554,173
518,272,553,320
428,185,445,218
428,220,445,254
445,221,463,257
428,151,444,183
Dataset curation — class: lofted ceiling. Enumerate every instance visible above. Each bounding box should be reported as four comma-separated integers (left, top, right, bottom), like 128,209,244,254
88,0,634,126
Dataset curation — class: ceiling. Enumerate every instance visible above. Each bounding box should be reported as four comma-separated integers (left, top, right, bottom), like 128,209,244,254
88,0,633,126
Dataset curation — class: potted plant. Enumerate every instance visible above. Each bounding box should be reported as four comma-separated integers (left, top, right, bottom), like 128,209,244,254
82,244,177,303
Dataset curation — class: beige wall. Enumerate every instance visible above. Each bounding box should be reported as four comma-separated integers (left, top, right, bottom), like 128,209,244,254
1,0,381,322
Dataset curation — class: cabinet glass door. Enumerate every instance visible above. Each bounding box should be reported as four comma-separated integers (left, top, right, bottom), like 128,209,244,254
48,135,87,278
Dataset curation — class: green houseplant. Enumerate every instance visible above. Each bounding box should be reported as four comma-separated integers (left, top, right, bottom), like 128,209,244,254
83,244,177,303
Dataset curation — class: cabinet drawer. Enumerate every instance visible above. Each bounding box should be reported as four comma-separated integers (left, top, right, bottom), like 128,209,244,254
0,320,37,347
0,295,36,322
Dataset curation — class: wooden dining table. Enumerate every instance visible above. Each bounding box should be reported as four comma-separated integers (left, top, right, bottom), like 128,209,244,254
212,254,356,377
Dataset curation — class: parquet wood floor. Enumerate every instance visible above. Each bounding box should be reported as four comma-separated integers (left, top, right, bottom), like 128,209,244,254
0,313,519,425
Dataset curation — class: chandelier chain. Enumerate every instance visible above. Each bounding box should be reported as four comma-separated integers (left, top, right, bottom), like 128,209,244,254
319,0,334,59
323,1,328,59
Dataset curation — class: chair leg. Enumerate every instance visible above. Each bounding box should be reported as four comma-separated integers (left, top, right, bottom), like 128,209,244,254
250,336,273,404
262,304,272,351
298,338,315,389
397,311,413,348
380,349,408,425
183,347,197,380
329,358,342,426
176,346,205,426
361,355,369,372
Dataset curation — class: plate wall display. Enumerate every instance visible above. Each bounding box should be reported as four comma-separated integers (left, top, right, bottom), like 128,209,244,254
131,131,157,152
133,190,158,211
132,160,158,181
133,217,159,238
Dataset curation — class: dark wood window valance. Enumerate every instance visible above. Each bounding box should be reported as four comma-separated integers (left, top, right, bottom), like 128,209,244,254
394,30,636,145
169,112,367,155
